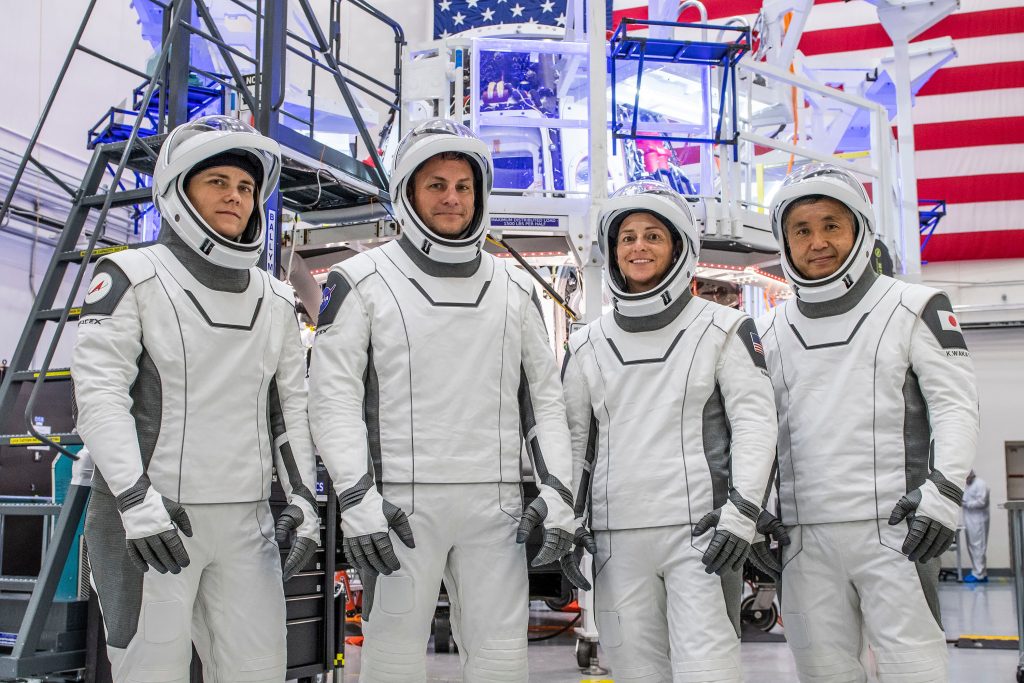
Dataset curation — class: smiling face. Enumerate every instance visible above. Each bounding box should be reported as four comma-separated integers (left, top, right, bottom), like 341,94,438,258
184,165,256,240
615,212,677,294
783,197,857,280
409,154,476,238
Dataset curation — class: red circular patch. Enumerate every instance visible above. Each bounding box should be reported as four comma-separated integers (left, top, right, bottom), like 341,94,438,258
948,315,958,327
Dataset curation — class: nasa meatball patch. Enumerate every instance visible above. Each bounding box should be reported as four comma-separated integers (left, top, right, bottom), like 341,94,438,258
922,294,968,352
315,270,351,330
319,283,336,314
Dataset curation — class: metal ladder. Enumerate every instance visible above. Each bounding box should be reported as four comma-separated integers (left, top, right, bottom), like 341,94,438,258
0,0,402,676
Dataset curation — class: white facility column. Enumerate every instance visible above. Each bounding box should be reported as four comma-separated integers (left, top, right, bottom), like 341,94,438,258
582,0,609,323
891,38,922,279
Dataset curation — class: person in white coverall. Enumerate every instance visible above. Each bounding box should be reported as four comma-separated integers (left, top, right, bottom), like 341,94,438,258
560,180,779,682
757,163,980,682
72,115,321,682
308,118,587,682
962,470,990,582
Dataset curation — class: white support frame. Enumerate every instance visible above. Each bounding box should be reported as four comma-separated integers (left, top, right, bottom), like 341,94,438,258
735,56,905,273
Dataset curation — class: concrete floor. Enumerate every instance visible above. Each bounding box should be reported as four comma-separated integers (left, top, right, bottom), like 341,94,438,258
337,580,1020,681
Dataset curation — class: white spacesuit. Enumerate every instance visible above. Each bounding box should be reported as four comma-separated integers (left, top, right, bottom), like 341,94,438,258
757,164,979,682
72,116,320,682
308,119,581,682
561,181,778,682
962,471,990,582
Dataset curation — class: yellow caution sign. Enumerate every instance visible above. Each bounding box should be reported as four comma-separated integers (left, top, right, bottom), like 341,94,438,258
32,370,71,378
79,245,129,258
10,436,62,446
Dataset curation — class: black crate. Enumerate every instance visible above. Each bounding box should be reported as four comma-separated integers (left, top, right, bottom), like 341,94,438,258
285,594,323,621
285,616,324,670
284,570,325,598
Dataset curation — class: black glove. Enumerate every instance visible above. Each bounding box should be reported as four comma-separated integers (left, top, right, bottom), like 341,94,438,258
746,510,791,580
126,499,193,575
275,504,319,582
888,486,957,563
516,498,591,590
692,507,751,576
342,500,416,577
557,526,596,592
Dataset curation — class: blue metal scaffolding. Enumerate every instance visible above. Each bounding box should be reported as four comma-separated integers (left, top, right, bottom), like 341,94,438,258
609,18,750,161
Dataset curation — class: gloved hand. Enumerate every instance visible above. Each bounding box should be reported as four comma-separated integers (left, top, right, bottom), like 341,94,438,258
746,509,791,581
558,525,596,592
341,499,415,577
516,498,591,590
692,493,760,576
276,504,320,582
118,487,193,575
888,476,962,563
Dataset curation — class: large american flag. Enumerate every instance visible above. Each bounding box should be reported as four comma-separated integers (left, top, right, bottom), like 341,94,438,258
611,0,1023,263
434,0,570,38
433,0,1022,262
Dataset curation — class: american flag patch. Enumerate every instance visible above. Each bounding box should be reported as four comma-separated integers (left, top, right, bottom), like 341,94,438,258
750,332,764,356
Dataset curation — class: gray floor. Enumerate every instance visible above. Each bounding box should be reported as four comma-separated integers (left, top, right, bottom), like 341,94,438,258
337,580,1020,681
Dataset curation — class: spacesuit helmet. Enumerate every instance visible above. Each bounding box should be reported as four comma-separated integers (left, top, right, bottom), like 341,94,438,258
153,115,282,270
598,180,700,319
770,163,875,303
390,118,493,265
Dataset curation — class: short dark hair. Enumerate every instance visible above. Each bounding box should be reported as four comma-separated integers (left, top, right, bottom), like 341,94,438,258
781,194,856,233
185,150,262,193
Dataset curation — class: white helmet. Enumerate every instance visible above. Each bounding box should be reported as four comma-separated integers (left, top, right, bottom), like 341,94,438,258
390,118,493,265
770,163,875,303
153,115,282,270
598,180,700,319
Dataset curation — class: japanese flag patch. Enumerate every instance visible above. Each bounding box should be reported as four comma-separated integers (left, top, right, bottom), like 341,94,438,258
922,294,968,352
938,310,961,332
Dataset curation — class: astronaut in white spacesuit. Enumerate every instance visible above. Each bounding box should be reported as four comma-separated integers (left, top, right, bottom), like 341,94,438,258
757,163,979,682
72,116,320,682
308,118,585,682
560,180,778,682
962,470,990,582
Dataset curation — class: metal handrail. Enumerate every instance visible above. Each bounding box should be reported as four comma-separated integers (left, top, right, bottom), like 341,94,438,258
22,0,191,462
0,0,100,230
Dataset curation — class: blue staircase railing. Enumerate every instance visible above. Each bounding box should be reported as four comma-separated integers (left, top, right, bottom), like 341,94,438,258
919,198,947,262
609,19,751,161
87,72,226,149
